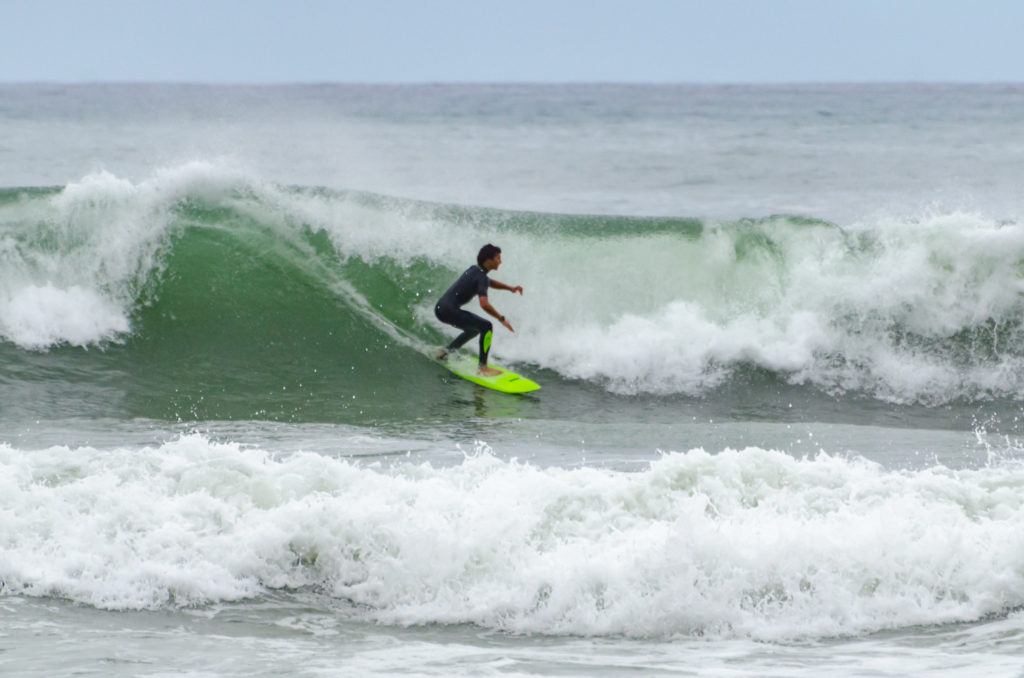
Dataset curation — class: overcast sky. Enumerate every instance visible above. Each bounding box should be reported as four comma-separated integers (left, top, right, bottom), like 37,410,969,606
3,0,1023,84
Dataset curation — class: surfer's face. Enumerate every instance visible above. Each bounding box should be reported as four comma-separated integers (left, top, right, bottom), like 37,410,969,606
485,253,502,271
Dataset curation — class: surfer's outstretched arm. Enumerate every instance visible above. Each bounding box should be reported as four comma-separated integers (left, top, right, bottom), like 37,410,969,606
489,279,523,295
479,296,514,332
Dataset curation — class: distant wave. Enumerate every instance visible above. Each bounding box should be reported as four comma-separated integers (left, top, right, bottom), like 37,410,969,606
4,163,1024,405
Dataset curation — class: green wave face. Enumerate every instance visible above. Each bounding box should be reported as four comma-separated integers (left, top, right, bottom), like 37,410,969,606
0,179,464,424
0,173,713,424
4,169,1024,425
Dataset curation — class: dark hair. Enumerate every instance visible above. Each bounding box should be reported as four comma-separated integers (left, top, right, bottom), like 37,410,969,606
477,243,501,268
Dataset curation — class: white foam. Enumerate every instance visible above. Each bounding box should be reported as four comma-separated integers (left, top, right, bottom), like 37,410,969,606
0,283,130,348
2,435,1022,640
296,200,1024,402
0,162,252,349
479,212,1024,402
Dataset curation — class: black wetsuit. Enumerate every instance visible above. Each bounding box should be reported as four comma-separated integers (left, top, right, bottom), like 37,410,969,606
434,265,494,365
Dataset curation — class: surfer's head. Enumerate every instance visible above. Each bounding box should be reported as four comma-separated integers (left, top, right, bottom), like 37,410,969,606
478,244,502,269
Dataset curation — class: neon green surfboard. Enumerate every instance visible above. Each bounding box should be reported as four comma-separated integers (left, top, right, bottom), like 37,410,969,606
440,356,540,394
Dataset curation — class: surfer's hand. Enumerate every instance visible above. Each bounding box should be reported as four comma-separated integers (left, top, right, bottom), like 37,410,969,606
502,318,515,332
510,285,523,295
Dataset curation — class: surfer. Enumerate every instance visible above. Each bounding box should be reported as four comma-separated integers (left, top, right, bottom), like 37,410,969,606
434,244,522,377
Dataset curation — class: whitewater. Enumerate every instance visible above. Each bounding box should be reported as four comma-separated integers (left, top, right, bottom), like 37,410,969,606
2,84,1024,677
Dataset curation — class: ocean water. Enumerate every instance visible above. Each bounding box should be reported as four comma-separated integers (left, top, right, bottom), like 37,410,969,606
2,83,1024,677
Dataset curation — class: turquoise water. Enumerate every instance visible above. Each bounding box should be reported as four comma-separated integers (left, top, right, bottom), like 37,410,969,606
2,84,1024,677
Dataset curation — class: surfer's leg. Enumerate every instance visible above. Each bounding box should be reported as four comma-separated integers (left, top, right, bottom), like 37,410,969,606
478,328,493,365
445,310,498,371
476,328,502,376
447,326,480,352
448,311,495,369
447,313,488,352
435,304,473,358
436,306,492,359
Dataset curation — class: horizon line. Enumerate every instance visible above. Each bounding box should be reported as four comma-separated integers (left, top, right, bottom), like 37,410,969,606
3,78,1023,87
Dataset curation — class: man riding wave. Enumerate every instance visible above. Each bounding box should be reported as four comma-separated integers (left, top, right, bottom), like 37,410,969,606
434,244,522,376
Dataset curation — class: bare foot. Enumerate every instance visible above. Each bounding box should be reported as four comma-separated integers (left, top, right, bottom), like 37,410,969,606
478,365,502,377
435,349,449,361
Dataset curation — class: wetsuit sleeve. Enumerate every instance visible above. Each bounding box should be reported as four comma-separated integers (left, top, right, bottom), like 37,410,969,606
477,270,490,297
